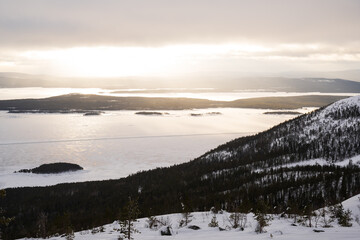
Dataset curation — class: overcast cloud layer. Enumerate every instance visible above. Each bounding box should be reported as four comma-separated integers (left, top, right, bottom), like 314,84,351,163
1,0,359,48
0,0,359,77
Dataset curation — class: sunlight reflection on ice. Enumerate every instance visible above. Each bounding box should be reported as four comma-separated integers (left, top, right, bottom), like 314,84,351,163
0,107,315,188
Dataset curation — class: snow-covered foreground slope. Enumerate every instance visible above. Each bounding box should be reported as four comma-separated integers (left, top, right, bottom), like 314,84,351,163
342,194,360,221
31,194,360,240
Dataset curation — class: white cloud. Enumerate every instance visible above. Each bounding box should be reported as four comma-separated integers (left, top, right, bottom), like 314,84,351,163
0,0,359,48
0,0,359,76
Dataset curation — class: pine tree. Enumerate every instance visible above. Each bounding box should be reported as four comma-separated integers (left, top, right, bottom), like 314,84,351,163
330,203,353,227
0,190,14,238
288,200,300,224
303,204,313,227
146,216,159,230
119,197,140,240
229,212,240,229
254,201,271,233
65,226,75,240
208,214,219,227
36,212,48,238
339,209,352,227
319,207,332,227
62,212,75,240
179,202,192,227
338,208,353,227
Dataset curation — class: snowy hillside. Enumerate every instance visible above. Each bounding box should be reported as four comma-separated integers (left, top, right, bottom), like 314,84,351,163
30,194,360,240
202,95,360,166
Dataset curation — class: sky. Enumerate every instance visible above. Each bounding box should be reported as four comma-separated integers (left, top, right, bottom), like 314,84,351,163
0,0,359,78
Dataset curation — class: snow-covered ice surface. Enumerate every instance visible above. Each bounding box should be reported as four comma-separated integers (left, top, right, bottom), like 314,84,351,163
24,194,360,240
0,108,313,188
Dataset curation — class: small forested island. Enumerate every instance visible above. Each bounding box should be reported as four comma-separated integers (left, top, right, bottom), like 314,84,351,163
8,109,103,115
135,111,169,115
206,112,222,115
83,111,102,116
263,111,302,115
8,109,93,114
190,112,222,117
16,162,83,174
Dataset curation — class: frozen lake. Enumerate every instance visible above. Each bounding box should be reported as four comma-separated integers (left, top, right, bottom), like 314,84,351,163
0,107,315,188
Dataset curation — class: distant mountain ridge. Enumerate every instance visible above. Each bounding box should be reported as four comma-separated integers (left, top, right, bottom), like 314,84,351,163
0,94,348,110
279,69,360,82
1,72,360,92
2,96,360,239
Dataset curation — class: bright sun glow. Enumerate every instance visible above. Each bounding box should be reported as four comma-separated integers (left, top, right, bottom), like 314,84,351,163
20,44,271,77
14,43,359,77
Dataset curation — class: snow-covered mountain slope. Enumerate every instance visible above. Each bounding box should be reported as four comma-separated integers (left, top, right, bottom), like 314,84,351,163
30,194,360,240
201,95,360,167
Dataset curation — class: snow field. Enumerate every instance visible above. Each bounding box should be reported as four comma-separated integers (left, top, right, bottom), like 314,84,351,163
30,194,360,240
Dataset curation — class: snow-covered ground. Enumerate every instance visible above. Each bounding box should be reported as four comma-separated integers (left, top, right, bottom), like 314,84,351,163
264,154,360,170
25,194,360,240
0,108,313,188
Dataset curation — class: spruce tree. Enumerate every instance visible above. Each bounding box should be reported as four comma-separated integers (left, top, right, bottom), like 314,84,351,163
229,212,240,229
208,214,219,227
65,227,75,240
254,201,271,233
36,212,48,238
0,190,14,238
146,216,159,230
330,203,353,227
179,202,192,227
119,197,140,240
